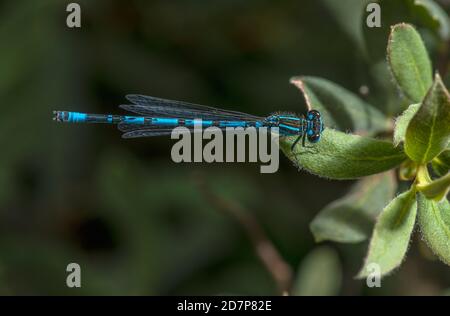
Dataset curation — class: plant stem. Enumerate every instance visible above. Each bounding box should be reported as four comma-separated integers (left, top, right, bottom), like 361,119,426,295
193,173,293,295
417,164,432,185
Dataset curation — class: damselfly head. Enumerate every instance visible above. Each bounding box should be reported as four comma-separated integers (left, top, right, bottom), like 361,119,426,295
306,110,323,143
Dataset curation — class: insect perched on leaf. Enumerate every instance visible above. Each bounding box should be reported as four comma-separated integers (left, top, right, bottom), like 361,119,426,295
53,95,324,149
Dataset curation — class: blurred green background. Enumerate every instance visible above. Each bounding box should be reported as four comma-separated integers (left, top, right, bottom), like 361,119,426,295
0,0,449,295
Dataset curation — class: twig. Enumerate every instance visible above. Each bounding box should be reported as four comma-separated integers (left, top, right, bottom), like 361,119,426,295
193,174,293,295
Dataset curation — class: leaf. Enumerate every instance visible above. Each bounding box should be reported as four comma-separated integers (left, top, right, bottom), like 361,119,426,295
409,0,450,40
280,129,406,180
417,193,450,265
290,76,387,134
387,23,433,103
393,103,420,146
292,246,342,296
310,172,396,243
404,74,450,163
432,150,450,176
417,172,450,201
357,188,417,278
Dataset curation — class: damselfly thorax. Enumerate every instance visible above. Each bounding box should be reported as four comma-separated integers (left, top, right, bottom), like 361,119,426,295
265,110,323,146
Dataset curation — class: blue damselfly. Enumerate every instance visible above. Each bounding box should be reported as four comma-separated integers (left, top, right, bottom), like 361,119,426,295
53,95,324,149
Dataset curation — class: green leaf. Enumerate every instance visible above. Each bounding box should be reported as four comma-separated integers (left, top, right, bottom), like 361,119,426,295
357,188,417,278
432,150,450,176
387,23,433,103
417,172,450,201
417,193,450,265
280,129,406,180
290,76,387,134
409,0,450,40
310,172,396,243
404,74,450,163
393,103,420,146
292,246,342,296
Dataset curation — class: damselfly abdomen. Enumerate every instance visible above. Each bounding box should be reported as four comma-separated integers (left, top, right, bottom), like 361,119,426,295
53,95,324,148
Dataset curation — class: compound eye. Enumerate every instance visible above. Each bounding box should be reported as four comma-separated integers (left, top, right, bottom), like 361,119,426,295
307,110,320,120
308,133,320,143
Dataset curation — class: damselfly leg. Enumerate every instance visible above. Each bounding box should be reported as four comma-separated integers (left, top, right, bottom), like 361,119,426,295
290,133,307,151
290,135,301,150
